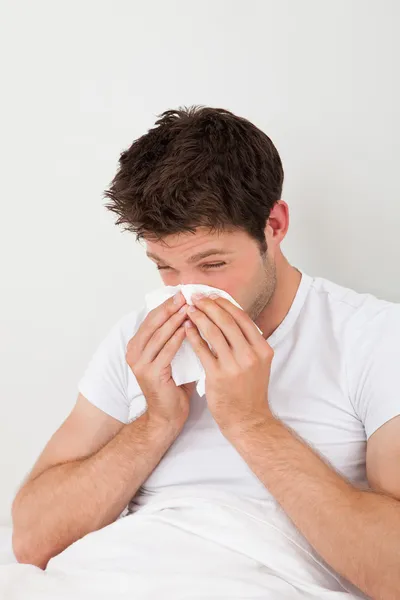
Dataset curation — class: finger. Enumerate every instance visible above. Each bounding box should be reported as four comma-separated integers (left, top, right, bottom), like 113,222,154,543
191,297,250,359
184,320,218,372
134,292,186,354
141,305,189,363
152,322,187,370
179,380,196,397
204,296,264,348
187,307,234,365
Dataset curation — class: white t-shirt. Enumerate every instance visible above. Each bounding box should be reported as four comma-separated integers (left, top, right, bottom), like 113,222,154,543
78,270,400,506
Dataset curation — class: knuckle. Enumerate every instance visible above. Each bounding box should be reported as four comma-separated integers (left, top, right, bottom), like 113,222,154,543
125,346,137,366
131,368,140,379
130,361,144,377
222,313,235,327
242,351,257,367
208,321,221,337
166,330,181,347
167,297,178,315
143,308,156,325
147,314,159,333
126,336,136,350
226,362,240,377
148,304,167,326
261,344,274,360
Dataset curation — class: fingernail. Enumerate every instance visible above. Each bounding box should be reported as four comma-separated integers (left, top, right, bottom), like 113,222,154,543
184,320,193,328
188,305,196,313
192,292,205,300
209,293,220,299
179,305,187,313
173,292,181,304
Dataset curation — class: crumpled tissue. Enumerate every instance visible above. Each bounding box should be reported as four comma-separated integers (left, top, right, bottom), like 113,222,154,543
132,283,262,397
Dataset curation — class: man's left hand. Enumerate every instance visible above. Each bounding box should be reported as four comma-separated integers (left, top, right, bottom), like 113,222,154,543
184,293,276,435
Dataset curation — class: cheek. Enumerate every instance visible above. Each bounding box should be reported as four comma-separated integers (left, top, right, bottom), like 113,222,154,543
221,265,261,308
222,268,251,292
159,272,177,286
208,272,247,303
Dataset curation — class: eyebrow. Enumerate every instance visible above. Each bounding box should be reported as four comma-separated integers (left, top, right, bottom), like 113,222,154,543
146,248,235,265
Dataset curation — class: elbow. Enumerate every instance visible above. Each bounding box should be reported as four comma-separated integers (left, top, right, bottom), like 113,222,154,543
11,496,49,570
12,530,49,570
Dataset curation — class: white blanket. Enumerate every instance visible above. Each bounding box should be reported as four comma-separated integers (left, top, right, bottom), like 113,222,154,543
0,490,369,599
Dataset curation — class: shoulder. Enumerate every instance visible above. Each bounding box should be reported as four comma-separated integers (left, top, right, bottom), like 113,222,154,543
303,272,398,339
81,307,145,370
103,307,145,347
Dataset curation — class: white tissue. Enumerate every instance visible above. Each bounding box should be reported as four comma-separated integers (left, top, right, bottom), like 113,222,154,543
134,284,262,398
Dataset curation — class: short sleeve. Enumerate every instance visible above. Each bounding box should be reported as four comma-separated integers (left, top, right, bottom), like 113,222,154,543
78,311,139,424
349,304,400,439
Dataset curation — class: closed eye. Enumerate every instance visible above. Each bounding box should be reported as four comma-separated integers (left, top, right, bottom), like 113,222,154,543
157,262,227,270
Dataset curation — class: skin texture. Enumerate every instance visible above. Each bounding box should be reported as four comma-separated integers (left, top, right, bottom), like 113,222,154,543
145,200,400,600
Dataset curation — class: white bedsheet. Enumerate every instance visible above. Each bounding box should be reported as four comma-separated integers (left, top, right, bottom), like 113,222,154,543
0,524,15,566
0,490,369,599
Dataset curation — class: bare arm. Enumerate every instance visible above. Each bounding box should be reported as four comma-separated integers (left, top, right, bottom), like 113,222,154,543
183,292,400,600
12,394,182,570
226,416,400,600
12,291,191,570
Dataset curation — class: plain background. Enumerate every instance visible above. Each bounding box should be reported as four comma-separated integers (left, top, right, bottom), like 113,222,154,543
0,0,399,522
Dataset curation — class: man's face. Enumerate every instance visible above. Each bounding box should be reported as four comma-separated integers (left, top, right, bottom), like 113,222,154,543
145,227,277,321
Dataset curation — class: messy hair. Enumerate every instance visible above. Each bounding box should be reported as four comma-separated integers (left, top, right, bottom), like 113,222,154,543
104,106,284,254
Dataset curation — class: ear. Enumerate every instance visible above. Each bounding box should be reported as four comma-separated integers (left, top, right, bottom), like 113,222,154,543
264,200,289,247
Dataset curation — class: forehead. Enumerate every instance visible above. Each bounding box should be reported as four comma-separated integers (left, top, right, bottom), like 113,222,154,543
144,227,249,260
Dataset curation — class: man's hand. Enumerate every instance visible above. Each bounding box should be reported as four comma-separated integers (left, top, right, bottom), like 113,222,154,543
184,293,275,434
126,291,195,430
186,295,400,600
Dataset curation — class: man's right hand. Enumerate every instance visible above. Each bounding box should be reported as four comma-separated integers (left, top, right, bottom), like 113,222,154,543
126,291,195,430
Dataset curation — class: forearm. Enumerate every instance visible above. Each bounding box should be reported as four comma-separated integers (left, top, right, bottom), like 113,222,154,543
12,412,180,569
227,418,400,600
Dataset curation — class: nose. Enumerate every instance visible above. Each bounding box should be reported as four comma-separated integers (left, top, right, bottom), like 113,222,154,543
179,277,209,286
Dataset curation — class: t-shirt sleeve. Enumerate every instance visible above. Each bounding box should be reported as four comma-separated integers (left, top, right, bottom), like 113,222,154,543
77,311,139,424
350,303,400,439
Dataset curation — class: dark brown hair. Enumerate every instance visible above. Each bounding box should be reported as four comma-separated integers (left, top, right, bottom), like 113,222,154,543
104,106,284,254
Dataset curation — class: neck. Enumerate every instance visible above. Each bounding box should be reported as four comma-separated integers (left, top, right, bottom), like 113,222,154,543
255,251,302,340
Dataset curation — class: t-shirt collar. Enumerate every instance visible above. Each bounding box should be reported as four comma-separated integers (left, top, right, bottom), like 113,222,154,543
267,268,313,348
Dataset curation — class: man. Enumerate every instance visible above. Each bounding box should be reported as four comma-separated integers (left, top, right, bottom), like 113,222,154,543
11,107,400,599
